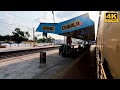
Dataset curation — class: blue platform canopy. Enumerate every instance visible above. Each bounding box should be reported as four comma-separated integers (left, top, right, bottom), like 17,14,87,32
36,13,95,41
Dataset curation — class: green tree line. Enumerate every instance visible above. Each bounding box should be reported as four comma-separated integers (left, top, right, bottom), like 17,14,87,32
37,36,55,43
0,28,55,46
0,28,30,44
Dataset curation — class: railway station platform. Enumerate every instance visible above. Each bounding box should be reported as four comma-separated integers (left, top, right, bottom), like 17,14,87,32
0,45,97,79
0,45,60,53
33,45,97,79
53,45,97,79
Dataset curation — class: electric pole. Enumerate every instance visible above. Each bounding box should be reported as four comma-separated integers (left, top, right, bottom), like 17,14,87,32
33,27,35,47
52,11,55,23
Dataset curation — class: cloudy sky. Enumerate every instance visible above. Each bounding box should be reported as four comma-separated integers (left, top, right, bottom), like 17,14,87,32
0,11,99,40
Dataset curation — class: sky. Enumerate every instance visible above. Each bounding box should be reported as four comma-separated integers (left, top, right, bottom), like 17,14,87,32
0,11,99,40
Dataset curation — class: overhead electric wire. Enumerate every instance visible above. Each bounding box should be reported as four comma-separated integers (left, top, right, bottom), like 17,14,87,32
0,17,32,31
3,11,32,22
3,11,40,26
0,19,13,25
1,11,53,31
1,12,33,28
0,11,46,39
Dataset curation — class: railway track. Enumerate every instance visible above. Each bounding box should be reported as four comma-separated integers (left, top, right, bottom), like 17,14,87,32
0,46,59,60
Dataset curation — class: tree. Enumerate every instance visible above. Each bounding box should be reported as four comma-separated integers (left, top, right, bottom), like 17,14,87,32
12,28,28,45
0,35,4,46
4,35,11,41
25,31,30,40
46,36,55,43
42,37,46,43
0,28,30,47
46,37,51,43
37,38,43,43
12,28,20,42
34,36,38,41
0,35,4,41
13,28,25,38
37,36,55,43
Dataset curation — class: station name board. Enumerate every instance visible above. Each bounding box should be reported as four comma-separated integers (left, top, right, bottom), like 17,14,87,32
62,20,83,30
42,26,55,31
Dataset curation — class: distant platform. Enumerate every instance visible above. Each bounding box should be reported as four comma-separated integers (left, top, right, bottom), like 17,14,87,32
0,45,60,53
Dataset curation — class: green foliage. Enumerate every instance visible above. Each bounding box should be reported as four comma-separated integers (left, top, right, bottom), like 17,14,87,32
0,28,30,44
0,35,4,41
37,36,55,43
25,31,30,39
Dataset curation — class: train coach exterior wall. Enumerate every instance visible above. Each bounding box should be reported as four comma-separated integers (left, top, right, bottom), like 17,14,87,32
97,11,120,78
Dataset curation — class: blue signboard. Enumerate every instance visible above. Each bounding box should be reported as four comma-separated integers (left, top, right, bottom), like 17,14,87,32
36,23,58,34
36,13,95,40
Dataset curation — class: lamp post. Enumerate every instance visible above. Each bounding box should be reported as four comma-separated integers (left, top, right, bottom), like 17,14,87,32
32,18,39,47
52,11,55,23
33,27,35,47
